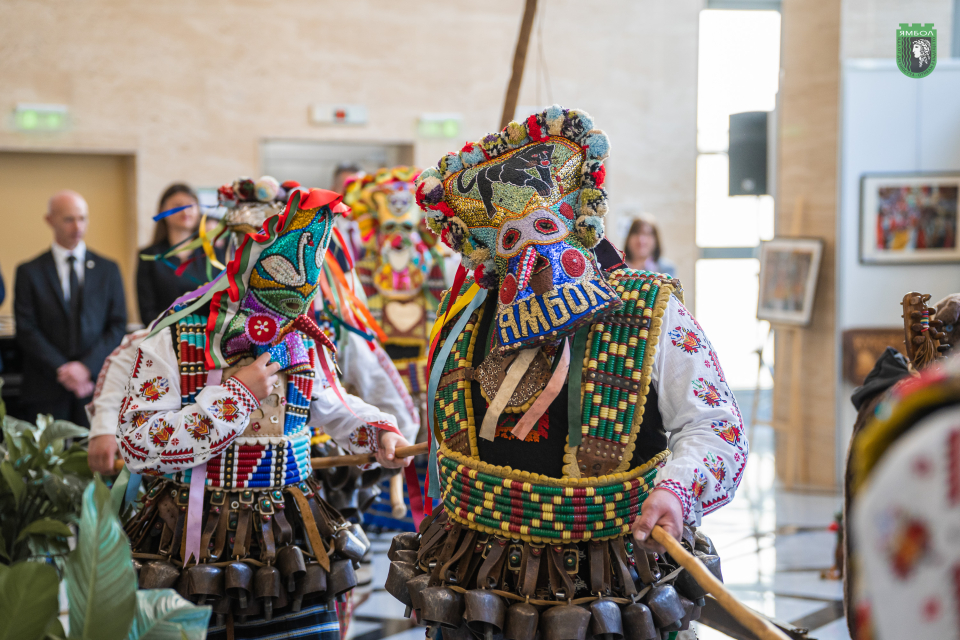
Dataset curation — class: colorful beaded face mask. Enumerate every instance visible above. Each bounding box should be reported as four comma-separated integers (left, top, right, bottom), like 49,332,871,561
416,106,619,351
207,189,344,369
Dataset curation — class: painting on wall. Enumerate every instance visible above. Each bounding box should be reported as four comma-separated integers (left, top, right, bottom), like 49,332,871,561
860,173,960,264
757,238,824,326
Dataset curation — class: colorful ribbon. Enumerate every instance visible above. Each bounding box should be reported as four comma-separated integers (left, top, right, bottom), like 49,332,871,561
184,369,220,567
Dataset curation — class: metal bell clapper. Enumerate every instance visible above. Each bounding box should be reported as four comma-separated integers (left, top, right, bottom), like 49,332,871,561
673,552,721,607
420,586,465,637
186,564,224,605
276,546,307,592
541,603,592,640
388,532,420,560
385,561,420,618
212,594,232,627
406,573,432,624
255,565,282,621
335,526,367,561
326,558,358,598
138,560,180,590
464,589,507,640
292,563,328,612
643,584,684,632
504,602,540,640
621,599,658,640
589,598,624,640
225,562,254,610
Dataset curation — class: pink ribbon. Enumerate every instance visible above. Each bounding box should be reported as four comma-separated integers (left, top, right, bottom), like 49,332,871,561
392,269,412,290
184,369,221,567
511,339,571,441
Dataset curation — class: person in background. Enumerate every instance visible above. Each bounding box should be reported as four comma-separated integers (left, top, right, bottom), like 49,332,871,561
136,183,225,326
623,214,677,277
14,190,126,427
332,161,364,261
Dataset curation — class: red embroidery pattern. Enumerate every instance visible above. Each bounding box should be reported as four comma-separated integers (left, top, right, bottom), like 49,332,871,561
131,349,144,378
711,419,743,450
210,397,241,423
657,479,693,521
691,468,708,501
223,378,259,414
139,376,170,402
184,413,213,441
704,452,726,488
668,326,704,354
692,378,725,408
148,419,174,447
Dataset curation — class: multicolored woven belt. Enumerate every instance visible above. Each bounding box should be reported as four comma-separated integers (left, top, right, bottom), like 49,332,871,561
176,314,209,404
171,431,312,489
438,445,666,542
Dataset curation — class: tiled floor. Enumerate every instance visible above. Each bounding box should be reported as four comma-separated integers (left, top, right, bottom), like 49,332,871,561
350,389,851,640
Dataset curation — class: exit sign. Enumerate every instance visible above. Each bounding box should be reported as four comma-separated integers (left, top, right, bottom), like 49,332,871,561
309,104,367,126
14,103,69,132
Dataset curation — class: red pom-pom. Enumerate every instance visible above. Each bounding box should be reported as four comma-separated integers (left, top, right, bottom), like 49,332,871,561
461,142,475,153
440,228,453,248
591,165,606,188
281,180,301,189
435,202,456,218
474,264,485,282
527,114,545,142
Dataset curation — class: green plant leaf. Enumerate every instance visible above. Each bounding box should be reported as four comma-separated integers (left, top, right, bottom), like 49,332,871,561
59,451,92,478
3,414,37,437
43,616,65,640
64,480,136,640
0,461,24,508
127,590,211,640
0,536,8,561
39,421,89,452
0,560,60,640
15,518,73,543
110,468,131,516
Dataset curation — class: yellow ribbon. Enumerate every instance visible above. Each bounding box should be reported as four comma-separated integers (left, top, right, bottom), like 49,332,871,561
199,214,226,271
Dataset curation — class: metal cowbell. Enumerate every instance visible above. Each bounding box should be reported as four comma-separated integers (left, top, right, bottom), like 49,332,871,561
621,602,658,640
464,589,507,640
255,565,282,621
292,563,328,612
389,532,421,560
186,564,224,605
385,561,420,618
225,562,254,610
406,573,432,624
138,560,180,590
420,586,465,629
504,602,540,640
276,545,307,592
327,558,358,597
540,604,591,640
643,584,684,632
589,598,624,640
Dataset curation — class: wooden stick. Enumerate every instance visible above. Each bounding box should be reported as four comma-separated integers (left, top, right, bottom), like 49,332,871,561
389,473,407,519
500,0,538,129
113,441,429,474
650,526,790,640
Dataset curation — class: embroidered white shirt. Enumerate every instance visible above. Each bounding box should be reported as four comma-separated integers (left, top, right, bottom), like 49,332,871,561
51,240,86,302
650,294,748,526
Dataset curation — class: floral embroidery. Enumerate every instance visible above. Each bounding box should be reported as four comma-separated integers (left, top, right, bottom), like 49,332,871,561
130,411,150,429
669,326,703,354
145,359,153,368
657,479,693,521
351,425,378,451
711,419,743,450
139,376,170,402
704,452,727,489
692,378,725,407
691,468,708,501
184,413,213,441
210,397,242,423
148,419,175,447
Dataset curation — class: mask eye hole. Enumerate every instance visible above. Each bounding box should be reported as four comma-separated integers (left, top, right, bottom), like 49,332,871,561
534,218,559,234
502,228,521,250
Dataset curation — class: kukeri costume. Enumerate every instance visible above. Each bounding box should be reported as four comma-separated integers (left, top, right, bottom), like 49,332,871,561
117,189,400,636
344,167,447,419
384,106,746,639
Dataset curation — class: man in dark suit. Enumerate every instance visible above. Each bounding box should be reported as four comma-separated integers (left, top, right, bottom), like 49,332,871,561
15,190,126,427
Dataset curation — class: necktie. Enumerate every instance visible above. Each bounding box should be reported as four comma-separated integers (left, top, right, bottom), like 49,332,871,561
67,255,82,357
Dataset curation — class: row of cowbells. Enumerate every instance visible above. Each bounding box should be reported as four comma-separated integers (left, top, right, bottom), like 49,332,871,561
134,523,372,624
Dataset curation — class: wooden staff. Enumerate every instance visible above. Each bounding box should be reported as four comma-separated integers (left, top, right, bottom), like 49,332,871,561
389,473,407,519
500,0,538,129
651,526,790,640
113,441,429,474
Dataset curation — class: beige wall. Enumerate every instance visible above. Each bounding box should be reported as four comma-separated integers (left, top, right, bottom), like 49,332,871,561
0,0,701,307
841,0,953,58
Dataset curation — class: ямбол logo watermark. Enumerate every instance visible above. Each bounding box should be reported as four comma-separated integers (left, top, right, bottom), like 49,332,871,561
897,23,936,78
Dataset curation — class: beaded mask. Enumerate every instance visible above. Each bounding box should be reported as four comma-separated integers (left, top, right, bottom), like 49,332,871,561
344,167,428,299
416,106,620,351
207,188,344,370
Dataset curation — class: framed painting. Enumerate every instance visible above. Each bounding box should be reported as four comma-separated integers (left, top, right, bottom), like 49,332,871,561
757,237,824,326
860,173,960,264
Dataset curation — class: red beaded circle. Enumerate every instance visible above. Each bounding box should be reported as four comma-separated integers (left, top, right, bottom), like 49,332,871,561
561,249,586,278
246,314,278,345
500,273,518,305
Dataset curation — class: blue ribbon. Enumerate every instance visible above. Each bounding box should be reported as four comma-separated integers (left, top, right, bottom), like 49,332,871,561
425,289,487,499
153,204,193,221
123,472,142,509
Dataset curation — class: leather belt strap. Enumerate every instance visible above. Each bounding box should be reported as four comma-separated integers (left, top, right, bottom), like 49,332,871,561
633,546,658,585
259,517,276,564
212,509,230,561
476,538,508,589
519,543,543,597
589,542,605,594
547,545,576,600
173,509,187,561
429,525,462,585
158,521,174,556
418,519,448,564
610,539,637,596
288,485,330,571
233,508,252,558
439,529,476,584
273,509,293,546
199,509,222,562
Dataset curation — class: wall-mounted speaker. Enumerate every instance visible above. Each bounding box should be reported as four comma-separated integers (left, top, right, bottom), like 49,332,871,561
729,111,769,196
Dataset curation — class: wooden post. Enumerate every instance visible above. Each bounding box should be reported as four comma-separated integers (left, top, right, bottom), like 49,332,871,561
500,0,538,130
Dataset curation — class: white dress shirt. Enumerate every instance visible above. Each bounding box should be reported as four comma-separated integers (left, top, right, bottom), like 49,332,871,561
50,240,87,302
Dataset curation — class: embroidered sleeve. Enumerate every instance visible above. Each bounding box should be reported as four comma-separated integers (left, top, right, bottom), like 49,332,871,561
86,329,149,439
650,294,748,526
116,329,259,476
309,345,402,469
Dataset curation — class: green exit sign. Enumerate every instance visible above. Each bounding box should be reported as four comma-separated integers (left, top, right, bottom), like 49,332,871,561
418,114,462,138
14,104,69,131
